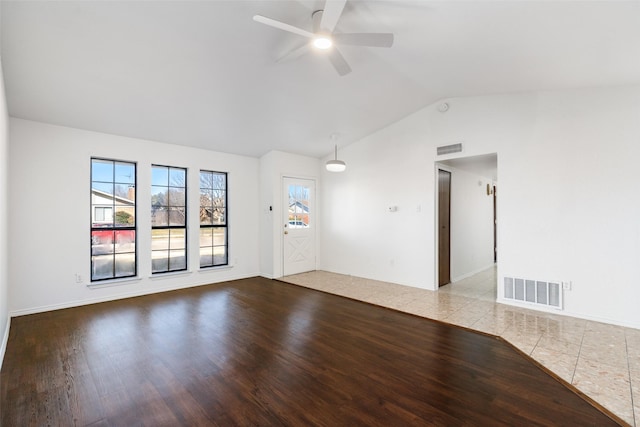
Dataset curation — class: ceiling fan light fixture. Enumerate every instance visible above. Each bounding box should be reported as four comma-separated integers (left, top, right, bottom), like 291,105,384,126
326,143,346,172
326,159,346,172
313,36,333,50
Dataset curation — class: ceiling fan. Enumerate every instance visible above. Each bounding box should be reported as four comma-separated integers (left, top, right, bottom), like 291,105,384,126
253,0,394,76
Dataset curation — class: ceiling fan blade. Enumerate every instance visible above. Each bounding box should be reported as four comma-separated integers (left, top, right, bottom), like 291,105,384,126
320,0,347,33
276,42,311,63
333,32,394,48
327,47,352,76
253,15,315,39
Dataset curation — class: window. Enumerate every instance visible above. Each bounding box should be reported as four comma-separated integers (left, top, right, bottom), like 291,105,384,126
151,165,187,273
94,207,112,222
287,184,311,228
199,171,227,267
91,159,136,281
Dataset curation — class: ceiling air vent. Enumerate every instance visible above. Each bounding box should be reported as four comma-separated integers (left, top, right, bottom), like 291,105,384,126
437,143,463,156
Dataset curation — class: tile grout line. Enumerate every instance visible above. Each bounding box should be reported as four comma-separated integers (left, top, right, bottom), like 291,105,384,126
571,328,585,386
625,333,637,427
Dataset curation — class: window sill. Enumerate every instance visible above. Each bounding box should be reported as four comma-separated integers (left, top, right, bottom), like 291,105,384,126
198,264,234,273
149,270,193,280
87,276,143,289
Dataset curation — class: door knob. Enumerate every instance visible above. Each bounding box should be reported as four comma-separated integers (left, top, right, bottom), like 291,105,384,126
284,231,288,235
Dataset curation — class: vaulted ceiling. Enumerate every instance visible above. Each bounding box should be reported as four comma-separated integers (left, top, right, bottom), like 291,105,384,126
2,1,639,158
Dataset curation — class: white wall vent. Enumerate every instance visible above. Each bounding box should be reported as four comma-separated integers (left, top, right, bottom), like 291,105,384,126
437,143,463,156
503,276,563,310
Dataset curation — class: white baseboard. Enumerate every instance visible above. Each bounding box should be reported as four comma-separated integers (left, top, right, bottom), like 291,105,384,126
0,315,10,370
451,263,496,283
9,272,260,317
498,298,640,330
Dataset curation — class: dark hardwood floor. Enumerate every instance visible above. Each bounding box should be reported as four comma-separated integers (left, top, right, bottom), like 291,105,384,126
1,277,624,426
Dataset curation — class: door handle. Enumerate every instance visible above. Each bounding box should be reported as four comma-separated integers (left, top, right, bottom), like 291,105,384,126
284,231,288,235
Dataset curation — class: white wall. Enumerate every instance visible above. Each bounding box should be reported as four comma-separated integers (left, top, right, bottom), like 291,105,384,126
444,165,495,282
259,150,320,278
320,85,640,328
8,118,260,314
319,119,433,288
0,55,10,364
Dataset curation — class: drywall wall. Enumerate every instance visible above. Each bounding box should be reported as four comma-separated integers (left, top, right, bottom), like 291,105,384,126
319,119,434,288
320,85,640,328
259,150,320,279
445,165,495,282
8,118,260,314
0,56,10,364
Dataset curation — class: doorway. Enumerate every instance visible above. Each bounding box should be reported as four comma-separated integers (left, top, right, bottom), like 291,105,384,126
282,177,316,276
436,154,498,296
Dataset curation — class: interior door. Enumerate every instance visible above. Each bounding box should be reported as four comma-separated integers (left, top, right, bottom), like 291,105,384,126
283,177,316,276
438,169,451,287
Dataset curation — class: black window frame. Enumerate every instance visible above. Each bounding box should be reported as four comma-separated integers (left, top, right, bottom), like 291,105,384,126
90,158,137,282
199,170,228,268
151,164,188,274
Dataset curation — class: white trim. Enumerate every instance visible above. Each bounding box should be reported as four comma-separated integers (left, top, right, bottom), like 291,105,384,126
150,270,193,280
9,271,259,317
499,296,563,314
498,298,640,330
86,276,143,289
197,264,235,274
0,316,10,370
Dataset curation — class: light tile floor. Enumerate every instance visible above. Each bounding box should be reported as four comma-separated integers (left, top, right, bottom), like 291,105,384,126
280,267,638,426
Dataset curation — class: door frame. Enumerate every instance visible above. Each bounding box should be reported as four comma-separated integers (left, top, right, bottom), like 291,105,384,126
281,175,317,276
434,155,499,294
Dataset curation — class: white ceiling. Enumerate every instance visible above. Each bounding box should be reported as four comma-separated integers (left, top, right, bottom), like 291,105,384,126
2,1,640,158
440,153,498,181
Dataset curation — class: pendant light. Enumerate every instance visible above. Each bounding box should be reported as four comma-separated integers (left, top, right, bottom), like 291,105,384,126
326,142,346,173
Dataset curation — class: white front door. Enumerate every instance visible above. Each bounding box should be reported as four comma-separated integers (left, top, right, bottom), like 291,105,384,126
283,177,315,276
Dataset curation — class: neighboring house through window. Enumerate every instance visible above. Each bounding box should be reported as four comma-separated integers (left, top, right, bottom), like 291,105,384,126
151,165,187,273
91,158,136,281
199,170,228,267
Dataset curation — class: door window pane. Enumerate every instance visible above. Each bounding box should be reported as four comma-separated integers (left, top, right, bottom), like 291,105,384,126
288,184,310,228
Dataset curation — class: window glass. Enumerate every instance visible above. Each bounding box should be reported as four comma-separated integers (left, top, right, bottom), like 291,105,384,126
151,165,187,274
287,184,310,228
200,171,228,268
91,158,136,281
